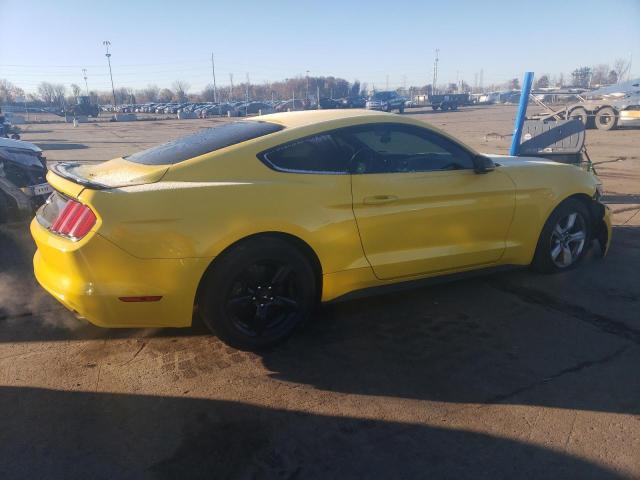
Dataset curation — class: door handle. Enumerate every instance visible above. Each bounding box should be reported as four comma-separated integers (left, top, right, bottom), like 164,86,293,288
363,195,399,205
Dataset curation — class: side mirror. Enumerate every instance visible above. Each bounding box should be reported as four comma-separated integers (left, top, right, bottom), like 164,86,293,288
473,155,495,174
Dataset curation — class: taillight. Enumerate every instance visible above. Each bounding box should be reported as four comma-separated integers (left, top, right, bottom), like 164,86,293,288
49,199,96,240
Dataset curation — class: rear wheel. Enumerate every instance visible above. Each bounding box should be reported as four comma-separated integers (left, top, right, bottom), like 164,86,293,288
532,199,591,273
432,105,439,111
568,107,589,126
198,237,317,349
398,104,405,114
595,107,618,131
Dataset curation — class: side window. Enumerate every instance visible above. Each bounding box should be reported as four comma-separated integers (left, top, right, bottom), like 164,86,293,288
343,124,474,174
260,134,350,174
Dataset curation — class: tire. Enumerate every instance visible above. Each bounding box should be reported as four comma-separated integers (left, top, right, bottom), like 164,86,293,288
432,105,439,111
440,104,449,112
398,104,405,114
531,199,591,274
198,237,317,349
595,107,618,131
568,107,588,126
451,103,458,111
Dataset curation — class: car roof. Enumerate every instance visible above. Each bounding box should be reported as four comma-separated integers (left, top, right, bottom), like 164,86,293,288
246,109,479,156
251,108,391,129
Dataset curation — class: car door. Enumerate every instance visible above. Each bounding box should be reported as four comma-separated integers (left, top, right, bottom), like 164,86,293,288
342,123,516,280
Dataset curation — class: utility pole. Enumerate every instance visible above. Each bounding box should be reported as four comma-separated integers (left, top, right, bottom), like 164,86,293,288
479,68,484,92
306,70,310,100
432,48,439,95
245,73,250,116
82,68,89,96
211,53,217,103
386,74,389,90
102,41,116,107
229,73,234,102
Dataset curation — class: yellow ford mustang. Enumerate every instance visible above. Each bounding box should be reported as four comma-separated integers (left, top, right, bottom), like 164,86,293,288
31,110,611,348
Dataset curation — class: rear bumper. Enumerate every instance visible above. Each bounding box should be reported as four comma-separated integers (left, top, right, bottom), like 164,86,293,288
31,218,211,328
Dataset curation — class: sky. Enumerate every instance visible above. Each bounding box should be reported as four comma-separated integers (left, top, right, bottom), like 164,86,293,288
1,0,639,94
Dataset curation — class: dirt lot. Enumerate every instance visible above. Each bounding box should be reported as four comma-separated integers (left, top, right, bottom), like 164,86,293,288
1,106,639,479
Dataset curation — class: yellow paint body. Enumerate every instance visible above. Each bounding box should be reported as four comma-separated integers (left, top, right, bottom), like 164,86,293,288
31,110,612,328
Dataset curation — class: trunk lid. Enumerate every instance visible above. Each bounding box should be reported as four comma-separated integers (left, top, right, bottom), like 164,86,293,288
47,157,169,198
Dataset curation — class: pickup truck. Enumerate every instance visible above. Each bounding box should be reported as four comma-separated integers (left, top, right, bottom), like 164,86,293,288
366,91,406,113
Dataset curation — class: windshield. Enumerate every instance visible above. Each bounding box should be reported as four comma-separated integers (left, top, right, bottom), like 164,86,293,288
126,121,283,165
371,92,392,101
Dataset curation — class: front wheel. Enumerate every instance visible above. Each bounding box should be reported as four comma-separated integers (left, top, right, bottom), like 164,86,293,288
198,237,317,349
531,199,591,273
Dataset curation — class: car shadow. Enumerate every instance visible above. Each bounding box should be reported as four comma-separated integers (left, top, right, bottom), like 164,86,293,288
35,142,88,150
2,222,639,416
603,193,640,204
0,386,624,479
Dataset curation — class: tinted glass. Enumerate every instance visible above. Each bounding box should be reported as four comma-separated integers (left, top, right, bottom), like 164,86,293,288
372,92,393,101
340,124,474,174
126,121,283,165
260,134,350,174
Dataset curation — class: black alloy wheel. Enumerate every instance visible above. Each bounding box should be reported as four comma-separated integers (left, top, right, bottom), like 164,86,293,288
199,237,316,349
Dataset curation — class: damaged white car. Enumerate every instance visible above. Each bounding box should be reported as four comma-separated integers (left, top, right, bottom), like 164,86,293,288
0,138,52,223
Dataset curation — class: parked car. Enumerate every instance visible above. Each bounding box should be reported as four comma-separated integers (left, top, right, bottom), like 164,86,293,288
340,96,367,108
274,99,305,112
32,110,610,348
318,97,341,109
366,91,406,113
429,93,471,111
0,138,51,223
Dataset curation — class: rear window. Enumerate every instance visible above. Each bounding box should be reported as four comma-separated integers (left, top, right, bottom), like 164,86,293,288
125,121,283,165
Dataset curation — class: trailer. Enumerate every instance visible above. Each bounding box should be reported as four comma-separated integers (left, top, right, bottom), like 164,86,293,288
529,79,640,132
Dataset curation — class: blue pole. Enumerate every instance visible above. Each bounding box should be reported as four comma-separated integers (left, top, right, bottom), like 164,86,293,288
509,71,534,156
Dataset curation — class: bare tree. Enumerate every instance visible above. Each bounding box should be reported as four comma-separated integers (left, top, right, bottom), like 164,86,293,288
158,88,173,102
70,83,82,98
534,75,550,89
613,58,631,83
571,67,591,88
37,82,56,104
172,80,190,102
590,64,610,86
52,84,66,106
140,84,160,103
0,79,24,103
201,84,216,102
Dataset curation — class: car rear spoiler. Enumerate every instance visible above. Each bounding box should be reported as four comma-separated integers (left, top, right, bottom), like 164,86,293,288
50,162,111,190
